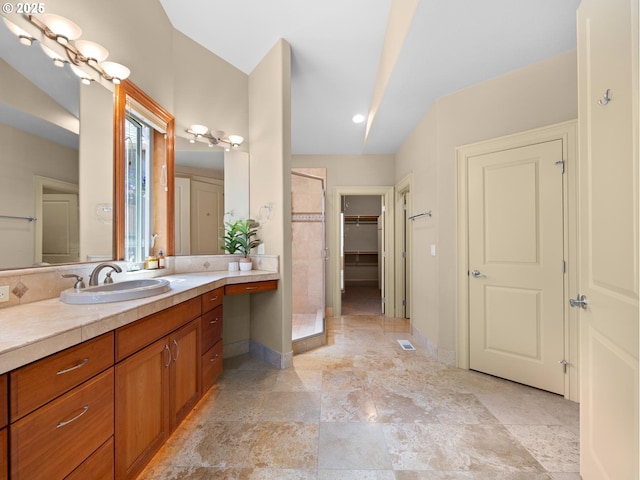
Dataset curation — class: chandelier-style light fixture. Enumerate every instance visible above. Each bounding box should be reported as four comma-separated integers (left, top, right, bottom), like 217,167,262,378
2,14,131,85
187,125,244,149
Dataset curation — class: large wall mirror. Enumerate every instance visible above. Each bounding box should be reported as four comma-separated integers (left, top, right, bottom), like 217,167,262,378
0,16,249,271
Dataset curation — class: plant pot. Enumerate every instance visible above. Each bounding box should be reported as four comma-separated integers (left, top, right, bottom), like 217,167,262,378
239,259,252,271
228,261,239,272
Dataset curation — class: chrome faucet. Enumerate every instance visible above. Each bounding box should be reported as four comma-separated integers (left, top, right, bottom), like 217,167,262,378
89,262,123,286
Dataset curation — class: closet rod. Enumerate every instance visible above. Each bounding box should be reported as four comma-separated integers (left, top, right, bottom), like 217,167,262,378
0,214,36,222
408,211,432,221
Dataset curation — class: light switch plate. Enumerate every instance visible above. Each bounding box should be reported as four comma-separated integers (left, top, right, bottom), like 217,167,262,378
430,244,436,256
0,285,9,303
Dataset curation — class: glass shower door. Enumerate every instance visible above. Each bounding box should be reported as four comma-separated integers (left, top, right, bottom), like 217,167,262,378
291,169,326,343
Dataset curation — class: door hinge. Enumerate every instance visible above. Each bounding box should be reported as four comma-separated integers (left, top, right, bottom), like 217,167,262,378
402,251,407,258
402,299,407,306
403,203,407,211
562,260,566,273
559,359,569,374
381,205,386,213
554,160,565,174
381,297,386,304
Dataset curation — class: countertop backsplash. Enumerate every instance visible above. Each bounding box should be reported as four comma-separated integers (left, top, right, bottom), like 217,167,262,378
0,255,278,309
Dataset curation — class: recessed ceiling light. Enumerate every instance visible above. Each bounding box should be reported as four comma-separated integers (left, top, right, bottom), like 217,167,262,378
352,114,365,124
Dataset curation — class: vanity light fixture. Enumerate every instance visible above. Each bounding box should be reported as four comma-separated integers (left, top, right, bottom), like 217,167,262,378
186,125,244,149
3,13,132,85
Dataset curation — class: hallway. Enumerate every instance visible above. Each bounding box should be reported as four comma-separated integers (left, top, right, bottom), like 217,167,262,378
139,315,580,479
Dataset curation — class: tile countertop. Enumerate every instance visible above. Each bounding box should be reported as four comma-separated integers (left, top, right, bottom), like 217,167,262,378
0,270,279,375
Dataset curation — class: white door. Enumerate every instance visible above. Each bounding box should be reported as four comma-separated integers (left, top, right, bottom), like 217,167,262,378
468,140,565,394
190,180,224,255
577,0,639,478
42,193,79,264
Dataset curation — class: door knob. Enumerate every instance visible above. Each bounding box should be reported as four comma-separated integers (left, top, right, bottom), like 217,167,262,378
470,270,486,278
569,294,588,309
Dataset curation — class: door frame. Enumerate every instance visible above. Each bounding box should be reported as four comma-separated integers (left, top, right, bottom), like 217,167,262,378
332,186,395,317
395,174,413,319
456,120,579,401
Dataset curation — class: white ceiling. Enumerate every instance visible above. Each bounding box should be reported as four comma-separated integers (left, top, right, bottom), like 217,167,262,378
159,0,582,155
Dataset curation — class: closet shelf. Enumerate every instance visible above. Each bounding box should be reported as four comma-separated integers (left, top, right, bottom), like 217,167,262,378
344,215,378,224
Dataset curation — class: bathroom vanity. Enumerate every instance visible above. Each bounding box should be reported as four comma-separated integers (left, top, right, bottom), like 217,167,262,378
0,271,278,480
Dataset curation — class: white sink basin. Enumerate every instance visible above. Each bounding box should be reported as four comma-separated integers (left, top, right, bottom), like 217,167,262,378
60,278,171,305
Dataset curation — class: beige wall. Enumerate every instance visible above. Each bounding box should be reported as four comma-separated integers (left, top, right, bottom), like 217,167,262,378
292,154,395,309
248,39,293,362
79,85,113,261
396,50,578,359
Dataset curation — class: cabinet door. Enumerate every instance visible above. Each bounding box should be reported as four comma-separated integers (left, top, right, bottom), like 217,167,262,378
115,338,170,480
170,319,201,429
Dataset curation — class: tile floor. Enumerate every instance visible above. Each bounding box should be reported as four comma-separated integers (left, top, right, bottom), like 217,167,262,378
139,315,580,480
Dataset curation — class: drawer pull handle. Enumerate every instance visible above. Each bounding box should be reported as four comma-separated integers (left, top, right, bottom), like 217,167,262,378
245,286,259,290
164,344,171,368
210,296,218,302
210,318,219,324
56,405,89,428
210,354,220,362
173,339,180,362
56,358,89,375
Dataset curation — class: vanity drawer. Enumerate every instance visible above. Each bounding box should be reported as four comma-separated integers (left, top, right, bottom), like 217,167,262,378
202,341,223,392
11,368,114,480
201,306,223,352
10,333,114,422
201,287,223,313
224,280,278,296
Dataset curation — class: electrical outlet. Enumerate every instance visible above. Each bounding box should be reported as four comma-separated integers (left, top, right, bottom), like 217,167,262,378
0,285,9,303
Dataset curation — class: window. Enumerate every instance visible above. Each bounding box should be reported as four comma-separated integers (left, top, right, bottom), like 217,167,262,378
124,113,153,263
114,80,175,265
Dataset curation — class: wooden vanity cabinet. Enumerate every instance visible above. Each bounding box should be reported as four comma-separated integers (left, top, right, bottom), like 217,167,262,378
114,298,201,480
1,374,7,480
201,287,223,392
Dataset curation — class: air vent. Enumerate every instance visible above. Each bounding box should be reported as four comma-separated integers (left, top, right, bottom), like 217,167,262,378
397,340,416,351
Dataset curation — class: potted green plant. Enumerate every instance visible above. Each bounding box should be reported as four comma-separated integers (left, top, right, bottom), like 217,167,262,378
220,220,242,271
236,219,260,271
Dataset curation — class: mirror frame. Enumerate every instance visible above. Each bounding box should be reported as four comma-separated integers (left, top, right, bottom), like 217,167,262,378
114,80,175,260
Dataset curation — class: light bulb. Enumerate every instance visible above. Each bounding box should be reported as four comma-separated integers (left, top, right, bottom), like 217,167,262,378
189,125,208,136
41,14,82,44
101,61,130,83
228,134,244,147
75,40,109,64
